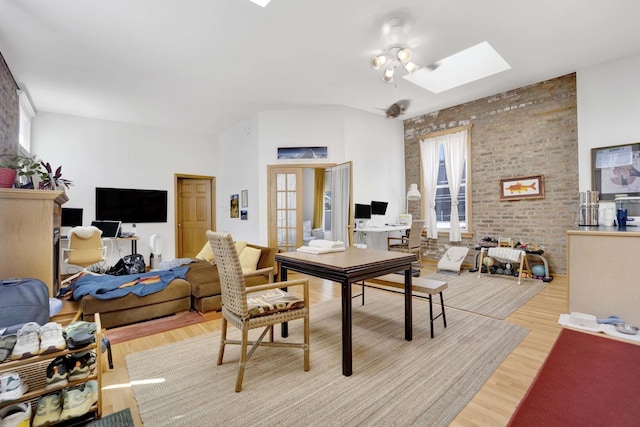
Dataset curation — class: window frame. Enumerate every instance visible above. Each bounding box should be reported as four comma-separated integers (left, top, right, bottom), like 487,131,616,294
18,90,36,153
420,125,473,237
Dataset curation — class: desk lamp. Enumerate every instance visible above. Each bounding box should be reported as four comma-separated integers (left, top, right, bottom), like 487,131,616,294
406,183,421,213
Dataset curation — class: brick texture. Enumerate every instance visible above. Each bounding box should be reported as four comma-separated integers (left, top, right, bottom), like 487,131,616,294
0,51,19,154
403,74,578,274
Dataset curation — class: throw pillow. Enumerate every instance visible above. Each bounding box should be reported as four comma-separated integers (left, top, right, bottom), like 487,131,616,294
239,246,261,273
195,242,215,262
235,240,247,255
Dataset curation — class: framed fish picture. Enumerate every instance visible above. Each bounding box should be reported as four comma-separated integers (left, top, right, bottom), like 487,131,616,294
499,175,545,201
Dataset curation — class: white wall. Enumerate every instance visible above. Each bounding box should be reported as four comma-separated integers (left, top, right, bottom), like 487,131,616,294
32,112,217,268
217,115,260,242
577,53,640,191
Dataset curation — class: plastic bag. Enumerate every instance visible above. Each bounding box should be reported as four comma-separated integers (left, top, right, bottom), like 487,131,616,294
106,254,146,275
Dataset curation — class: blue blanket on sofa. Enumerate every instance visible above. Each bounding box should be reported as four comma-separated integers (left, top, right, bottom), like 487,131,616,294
61,267,189,300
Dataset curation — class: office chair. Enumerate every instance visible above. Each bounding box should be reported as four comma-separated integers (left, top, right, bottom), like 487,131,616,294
61,226,107,285
387,220,425,270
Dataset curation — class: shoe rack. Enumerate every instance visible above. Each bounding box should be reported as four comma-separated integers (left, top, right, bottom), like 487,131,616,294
0,314,103,424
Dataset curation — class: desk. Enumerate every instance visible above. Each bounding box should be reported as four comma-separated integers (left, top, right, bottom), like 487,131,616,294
61,236,139,254
276,247,416,376
354,225,410,250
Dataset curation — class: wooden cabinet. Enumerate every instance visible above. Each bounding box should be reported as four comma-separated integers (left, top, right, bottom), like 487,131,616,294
0,188,68,297
567,228,640,326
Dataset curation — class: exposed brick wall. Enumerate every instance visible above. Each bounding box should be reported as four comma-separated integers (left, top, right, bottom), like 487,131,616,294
404,73,578,274
0,51,19,154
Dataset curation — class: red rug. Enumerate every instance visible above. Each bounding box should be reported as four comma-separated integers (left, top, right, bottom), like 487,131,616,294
104,310,219,344
508,328,640,426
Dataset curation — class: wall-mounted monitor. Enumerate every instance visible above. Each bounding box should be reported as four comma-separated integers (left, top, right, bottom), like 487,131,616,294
371,201,388,215
96,187,168,223
354,203,372,219
61,208,83,227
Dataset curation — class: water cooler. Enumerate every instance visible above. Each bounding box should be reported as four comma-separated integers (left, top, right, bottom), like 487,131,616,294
149,234,163,270
578,190,599,226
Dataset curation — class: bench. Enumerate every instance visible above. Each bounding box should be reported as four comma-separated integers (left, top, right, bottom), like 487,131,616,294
362,274,448,338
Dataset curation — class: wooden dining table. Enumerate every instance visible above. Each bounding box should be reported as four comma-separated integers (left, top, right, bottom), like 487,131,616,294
275,247,416,376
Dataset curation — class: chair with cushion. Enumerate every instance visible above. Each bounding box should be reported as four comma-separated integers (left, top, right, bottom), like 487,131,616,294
206,230,310,392
387,220,425,270
61,226,107,285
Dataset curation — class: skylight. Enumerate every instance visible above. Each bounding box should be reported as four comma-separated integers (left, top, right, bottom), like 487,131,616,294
403,41,511,93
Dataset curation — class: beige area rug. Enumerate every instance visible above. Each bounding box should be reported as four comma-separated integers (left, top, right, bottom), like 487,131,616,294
126,291,528,426
369,271,547,319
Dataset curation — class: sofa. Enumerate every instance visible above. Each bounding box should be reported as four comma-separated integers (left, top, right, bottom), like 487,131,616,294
80,242,278,329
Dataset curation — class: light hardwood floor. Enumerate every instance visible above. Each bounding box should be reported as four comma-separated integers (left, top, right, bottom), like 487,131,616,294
100,264,568,426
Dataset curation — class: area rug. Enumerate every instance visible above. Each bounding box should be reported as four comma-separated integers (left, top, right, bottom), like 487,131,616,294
83,408,134,426
369,270,547,319
126,291,528,426
508,328,640,426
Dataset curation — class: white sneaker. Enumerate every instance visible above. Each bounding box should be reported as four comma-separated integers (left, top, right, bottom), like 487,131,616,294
0,402,31,427
59,380,98,421
0,372,29,404
32,392,62,427
10,322,41,360
39,322,67,354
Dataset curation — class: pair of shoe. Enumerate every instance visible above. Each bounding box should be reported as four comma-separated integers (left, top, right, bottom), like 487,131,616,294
46,351,97,390
10,322,67,360
33,381,99,426
0,402,31,427
63,322,96,350
0,372,28,404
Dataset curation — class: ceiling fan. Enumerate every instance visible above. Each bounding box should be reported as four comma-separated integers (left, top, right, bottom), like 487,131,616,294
381,99,410,119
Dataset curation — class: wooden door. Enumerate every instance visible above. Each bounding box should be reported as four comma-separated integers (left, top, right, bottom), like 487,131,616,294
268,167,303,252
176,175,215,258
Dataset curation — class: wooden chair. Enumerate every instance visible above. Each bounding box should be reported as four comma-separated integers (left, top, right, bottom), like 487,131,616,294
206,231,310,392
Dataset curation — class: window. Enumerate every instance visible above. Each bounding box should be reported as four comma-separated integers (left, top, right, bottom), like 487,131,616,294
419,125,472,239
18,90,36,153
435,143,467,230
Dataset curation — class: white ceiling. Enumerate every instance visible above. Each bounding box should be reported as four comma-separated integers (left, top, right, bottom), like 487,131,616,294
1,0,640,136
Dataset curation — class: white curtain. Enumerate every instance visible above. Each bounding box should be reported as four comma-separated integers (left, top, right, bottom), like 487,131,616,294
330,163,350,244
442,130,467,241
419,138,440,239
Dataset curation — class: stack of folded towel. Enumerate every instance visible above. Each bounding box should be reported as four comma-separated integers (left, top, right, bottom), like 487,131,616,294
297,239,346,254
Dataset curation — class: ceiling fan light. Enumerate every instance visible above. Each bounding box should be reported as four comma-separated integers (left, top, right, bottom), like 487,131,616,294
404,61,419,74
397,47,412,63
382,67,395,83
371,55,388,70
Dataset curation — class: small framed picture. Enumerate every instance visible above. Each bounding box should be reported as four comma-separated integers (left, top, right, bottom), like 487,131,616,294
230,194,239,218
499,175,545,201
241,210,248,220
241,190,248,208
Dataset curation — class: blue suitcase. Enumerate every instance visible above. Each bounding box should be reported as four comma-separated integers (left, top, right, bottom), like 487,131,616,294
0,278,50,329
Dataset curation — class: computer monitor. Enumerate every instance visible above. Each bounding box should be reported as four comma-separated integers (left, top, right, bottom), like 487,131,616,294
371,201,388,216
91,220,122,238
61,208,83,227
354,204,372,219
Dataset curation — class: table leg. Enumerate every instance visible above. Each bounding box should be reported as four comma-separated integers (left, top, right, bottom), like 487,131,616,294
281,267,289,338
342,279,353,376
132,239,137,254
405,268,413,341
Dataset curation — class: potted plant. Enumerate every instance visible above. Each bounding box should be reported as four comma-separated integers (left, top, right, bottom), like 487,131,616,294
38,161,73,190
0,149,43,188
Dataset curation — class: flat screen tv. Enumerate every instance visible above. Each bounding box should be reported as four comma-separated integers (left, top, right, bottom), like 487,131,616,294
354,203,372,219
371,201,388,215
96,187,168,223
61,208,83,227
